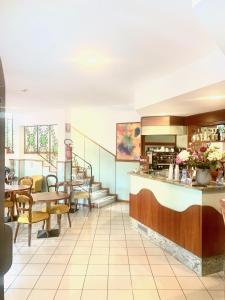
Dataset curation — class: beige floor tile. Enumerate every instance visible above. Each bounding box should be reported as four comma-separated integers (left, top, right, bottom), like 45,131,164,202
94,235,110,240
36,247,56,255
69,255,90,264
133,290,160,300
110,241,127,247
59,275,85,289
49,254,70,264
93,240,110,247
73,247,91,255
29,255,51,264
87,264,108,275
83,276,108,289
13,254,32,264
148,255,169,265
76,241,93,247
126,241,143,247
126,235,141,241
21,264,46,276
209,290,225,300
177,276,205,290
6,263,26,276
4,275,17,289
171,264,197,276
42,264,67,275
109,265,130,275
129,255,149,265
145,247,165,255
10,275,39,289
183,290,213,300
130,264,152,275
199,274,225,290
58,240,77,247
109,255,129,265
159,290,186,300
154,276,181,290
110,247,127,255
54,289,82,300
127,248,146,255
27,289,56,300
108,276,132,289
89,255,108,264
91,247,109,255
54,246,74,254
81,290,107,300
34,275,62,289
151,265,174,276
65,264,87,275
131,275,156,289
5,288,31,300
110,235,126,241
108,290,133,300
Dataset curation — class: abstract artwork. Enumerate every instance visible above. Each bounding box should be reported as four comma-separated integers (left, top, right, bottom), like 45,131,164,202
116,122,141,161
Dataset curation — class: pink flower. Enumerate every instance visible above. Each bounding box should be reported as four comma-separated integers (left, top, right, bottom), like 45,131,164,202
200,146,207,153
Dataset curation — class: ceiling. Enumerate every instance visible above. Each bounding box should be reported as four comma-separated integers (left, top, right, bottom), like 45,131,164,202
0,0,217,109
138,80,225,116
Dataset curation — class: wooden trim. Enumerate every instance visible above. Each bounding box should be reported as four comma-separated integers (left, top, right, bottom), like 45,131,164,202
185,109,225,126
141,116,185,126
130,189,224,258
71,126,116,158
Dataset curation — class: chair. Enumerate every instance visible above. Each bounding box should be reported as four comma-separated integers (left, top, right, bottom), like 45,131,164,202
45,174,71,233
72,177,92,210
31,175,43,193
46,174,58,192
14,191,49,246
4,192,14,222
18,176,33,193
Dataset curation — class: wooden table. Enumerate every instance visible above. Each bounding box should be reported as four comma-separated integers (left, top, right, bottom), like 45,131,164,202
4,184,30,222
33,191,69,238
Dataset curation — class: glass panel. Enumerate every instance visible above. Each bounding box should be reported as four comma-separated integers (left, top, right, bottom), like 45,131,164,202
38,125,49,153
24,126,38,153
99,149,115,193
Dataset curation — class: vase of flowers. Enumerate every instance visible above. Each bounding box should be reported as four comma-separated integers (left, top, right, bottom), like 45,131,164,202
176,145,225,186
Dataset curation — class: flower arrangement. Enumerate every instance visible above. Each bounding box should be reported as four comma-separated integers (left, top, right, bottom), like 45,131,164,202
176,145,225,170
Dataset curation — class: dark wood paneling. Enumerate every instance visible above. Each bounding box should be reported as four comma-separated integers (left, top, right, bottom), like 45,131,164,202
141,116,185,126
185,109,225,126
129,189,225,258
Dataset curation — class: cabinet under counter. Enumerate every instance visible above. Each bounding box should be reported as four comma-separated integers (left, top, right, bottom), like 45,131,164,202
129,172,225,276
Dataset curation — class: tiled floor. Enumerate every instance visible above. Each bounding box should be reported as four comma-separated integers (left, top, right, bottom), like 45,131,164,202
4,202,225,300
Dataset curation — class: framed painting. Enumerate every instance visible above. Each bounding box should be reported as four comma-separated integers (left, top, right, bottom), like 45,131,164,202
116,122,141,161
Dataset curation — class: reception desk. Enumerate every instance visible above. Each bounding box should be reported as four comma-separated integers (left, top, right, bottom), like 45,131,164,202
129,172,225,275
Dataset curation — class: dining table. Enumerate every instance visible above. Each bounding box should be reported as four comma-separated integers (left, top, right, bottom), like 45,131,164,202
32,191,69,238
4,184,31,222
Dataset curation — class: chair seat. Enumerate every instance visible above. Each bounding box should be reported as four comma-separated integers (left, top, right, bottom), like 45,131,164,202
4,199,14,208
73,191,89,199
48,204,70,215
18,211,49,224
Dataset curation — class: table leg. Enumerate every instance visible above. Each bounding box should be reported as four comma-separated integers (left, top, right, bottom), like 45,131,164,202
37,202,60,238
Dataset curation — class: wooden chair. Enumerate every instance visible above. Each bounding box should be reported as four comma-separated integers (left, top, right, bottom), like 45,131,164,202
45,174,71,233
71,177,92,210
4,192,14,222
14,191,49,246
18,176,33,193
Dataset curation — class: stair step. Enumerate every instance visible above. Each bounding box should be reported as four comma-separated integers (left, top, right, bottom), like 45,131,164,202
91,189,108,200
92,195,116,208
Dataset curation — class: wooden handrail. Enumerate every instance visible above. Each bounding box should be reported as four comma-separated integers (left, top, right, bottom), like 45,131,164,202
71,126,116,158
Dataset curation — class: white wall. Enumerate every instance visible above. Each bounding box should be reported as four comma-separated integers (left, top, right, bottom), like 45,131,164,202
70,106,140,154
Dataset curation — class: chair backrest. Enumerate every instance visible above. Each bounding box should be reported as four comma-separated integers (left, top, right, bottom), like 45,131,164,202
220,199,225,226
14,191,33,223
46,174,58,192
18,176,33,194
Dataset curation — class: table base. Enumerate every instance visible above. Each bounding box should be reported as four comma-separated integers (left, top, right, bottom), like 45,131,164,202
4,216,18,223
37,229,59,238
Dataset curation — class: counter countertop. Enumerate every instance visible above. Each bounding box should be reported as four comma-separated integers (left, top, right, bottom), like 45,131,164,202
129,171,225,193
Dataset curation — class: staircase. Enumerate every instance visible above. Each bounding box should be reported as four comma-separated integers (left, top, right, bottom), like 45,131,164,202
71,147,117,208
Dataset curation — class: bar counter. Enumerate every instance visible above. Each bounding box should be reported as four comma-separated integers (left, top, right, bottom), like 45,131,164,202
129,172,225,275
